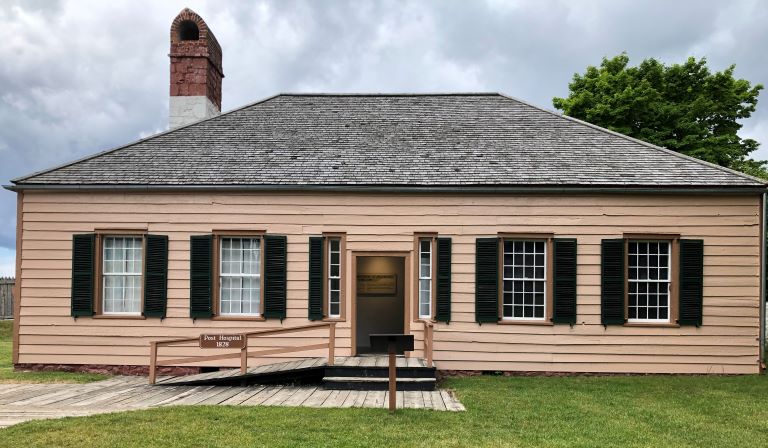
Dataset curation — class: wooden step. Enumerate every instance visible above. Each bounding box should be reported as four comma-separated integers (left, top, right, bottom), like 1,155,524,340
322,376,436,391
325,365,436,379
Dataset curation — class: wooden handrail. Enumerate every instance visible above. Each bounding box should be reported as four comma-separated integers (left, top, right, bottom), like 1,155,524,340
153,322,335,348
148,322,336,384
423,321,434,368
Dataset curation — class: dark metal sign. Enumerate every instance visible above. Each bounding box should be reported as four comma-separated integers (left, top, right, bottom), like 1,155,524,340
199,334,246,349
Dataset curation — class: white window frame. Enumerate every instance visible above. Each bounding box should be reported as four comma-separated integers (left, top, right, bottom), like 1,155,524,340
418,238,433,319
219,236,262,317
501,239,547,321
102,235,143,316
327,237,341,318
627,240,672,324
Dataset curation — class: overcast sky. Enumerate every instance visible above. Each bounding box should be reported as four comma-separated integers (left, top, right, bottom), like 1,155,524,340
1,0,767,275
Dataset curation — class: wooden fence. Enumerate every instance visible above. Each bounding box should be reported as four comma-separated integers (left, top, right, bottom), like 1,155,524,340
0,277,13,320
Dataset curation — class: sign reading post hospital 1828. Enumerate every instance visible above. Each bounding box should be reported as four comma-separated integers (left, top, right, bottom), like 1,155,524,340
199,334,246,349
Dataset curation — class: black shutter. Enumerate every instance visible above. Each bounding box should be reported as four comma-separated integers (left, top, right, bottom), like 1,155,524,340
678,239,704,326
71,233,95,317
144,234,168,318
601,239,626,325
475,237,499,323
189,234,213,319
552,238,577,324
435,237,452,323
308,236,324,321
264,235,287,320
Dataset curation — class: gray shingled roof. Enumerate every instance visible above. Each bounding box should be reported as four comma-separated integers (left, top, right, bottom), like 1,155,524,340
11,93,765,189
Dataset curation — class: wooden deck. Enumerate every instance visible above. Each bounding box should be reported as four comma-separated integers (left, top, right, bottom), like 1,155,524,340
0,373,464,428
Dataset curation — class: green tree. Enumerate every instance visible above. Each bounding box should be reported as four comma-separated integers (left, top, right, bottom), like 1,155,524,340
553,54,766,178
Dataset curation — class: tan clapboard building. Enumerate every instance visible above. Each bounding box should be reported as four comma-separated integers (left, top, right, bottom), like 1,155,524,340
6,9,767,376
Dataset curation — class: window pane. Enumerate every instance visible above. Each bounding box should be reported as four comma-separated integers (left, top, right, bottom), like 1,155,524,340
523,306,533,318
244,240,260,275
419,277,431,317
420,239,431,278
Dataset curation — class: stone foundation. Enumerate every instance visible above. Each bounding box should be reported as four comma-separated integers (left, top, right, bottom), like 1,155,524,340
14,363,202,377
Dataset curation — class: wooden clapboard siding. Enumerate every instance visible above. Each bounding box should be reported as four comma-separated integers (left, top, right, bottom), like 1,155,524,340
15,191,762,374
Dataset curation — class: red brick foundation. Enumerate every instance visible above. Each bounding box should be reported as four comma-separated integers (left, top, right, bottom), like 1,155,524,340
14,363,201,377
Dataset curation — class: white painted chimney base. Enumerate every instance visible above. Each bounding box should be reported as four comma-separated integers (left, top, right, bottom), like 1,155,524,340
169,96,219,129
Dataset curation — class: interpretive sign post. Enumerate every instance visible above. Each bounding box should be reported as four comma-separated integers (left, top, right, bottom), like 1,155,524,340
369,334,415,413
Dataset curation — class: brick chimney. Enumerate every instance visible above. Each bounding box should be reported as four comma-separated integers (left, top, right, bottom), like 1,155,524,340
169,8,224,128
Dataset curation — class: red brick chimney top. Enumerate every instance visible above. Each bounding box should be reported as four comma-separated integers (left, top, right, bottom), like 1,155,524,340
169,8,224,109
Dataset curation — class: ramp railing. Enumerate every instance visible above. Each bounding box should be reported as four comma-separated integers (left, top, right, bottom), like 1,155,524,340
148,322,336,384
422,320,434,367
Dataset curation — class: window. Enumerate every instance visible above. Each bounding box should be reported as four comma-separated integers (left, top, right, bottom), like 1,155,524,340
600,235,687,326
328,238,341,317
502,240,547,320
102,236,143,315
219,237,261,316
309,233,346,320
628,241,671,323
418,238,433,319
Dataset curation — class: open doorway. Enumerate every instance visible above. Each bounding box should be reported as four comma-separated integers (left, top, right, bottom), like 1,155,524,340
354,255,405,354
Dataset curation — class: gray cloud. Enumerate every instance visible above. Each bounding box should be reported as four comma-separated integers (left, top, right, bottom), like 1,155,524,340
1,0,766,255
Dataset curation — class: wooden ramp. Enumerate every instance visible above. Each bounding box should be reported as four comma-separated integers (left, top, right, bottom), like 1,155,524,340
156,358,328,386
0,375,464,428
155,356,438,391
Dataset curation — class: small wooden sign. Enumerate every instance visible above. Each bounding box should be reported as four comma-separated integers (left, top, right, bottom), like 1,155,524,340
199,334,246,349
357,274,397,296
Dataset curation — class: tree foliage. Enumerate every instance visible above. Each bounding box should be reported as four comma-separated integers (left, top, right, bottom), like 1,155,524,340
553,54,765,178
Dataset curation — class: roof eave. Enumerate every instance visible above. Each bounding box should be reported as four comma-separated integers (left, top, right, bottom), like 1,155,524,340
5,183,767,195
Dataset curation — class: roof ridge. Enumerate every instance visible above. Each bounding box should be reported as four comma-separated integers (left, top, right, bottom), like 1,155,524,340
11,93,284,184
276,92,502,97
496,93,767,185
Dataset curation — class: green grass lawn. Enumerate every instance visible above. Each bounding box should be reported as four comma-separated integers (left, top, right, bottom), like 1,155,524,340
1,318,766,446
1,374,767,447
0,320,108,384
